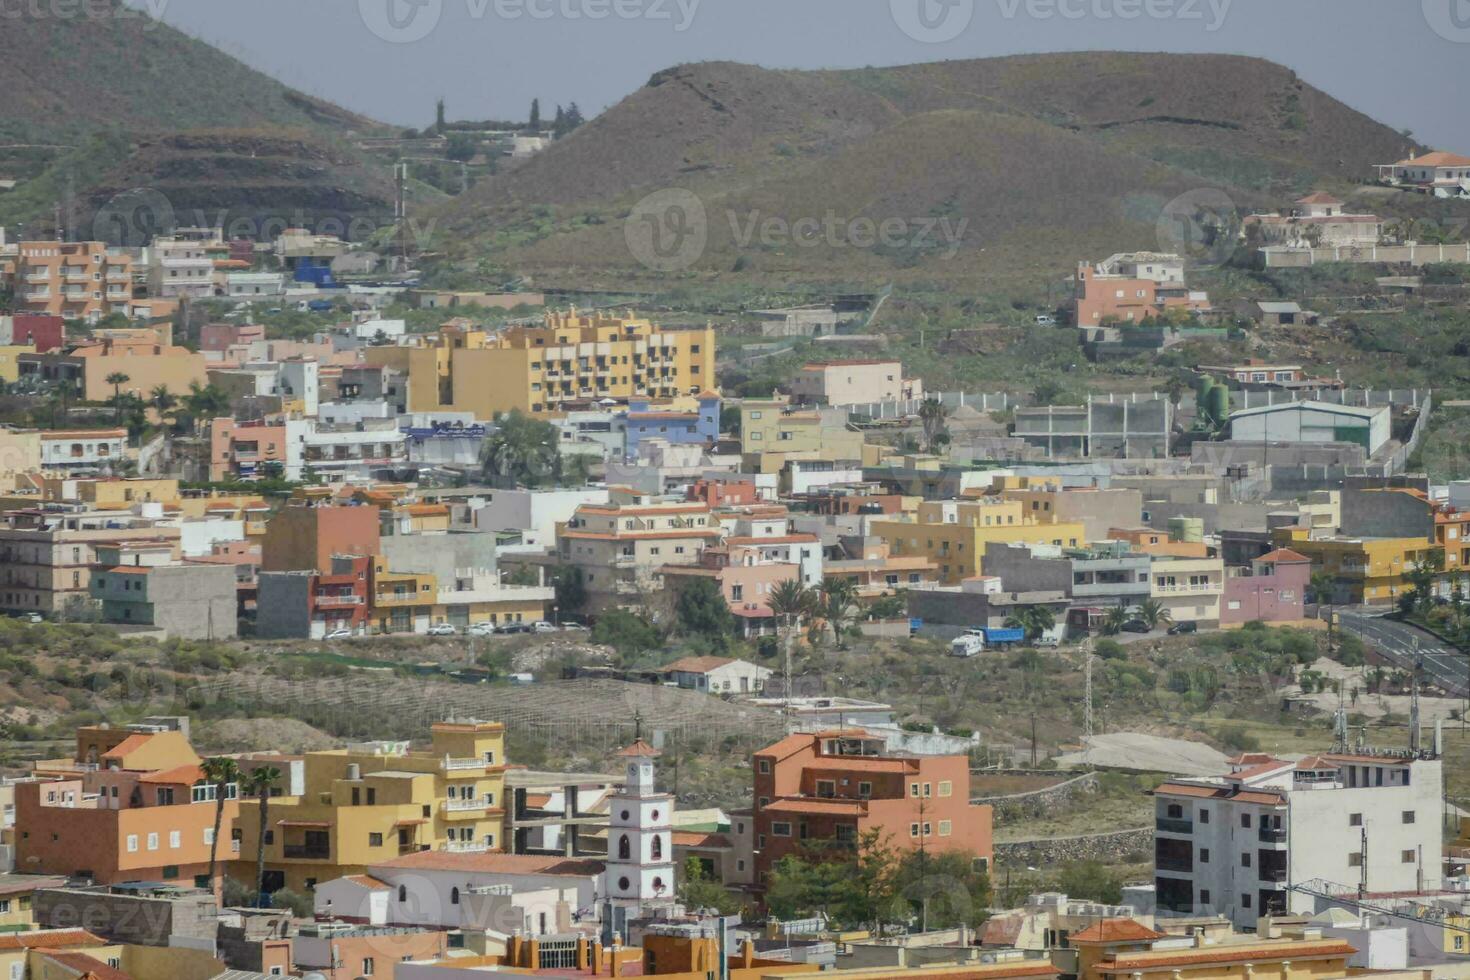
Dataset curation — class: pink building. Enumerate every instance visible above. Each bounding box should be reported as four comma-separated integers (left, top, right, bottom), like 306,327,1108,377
1221,548,1311,625
208,418,289,482
662,542,800,638
1074,261,1211,325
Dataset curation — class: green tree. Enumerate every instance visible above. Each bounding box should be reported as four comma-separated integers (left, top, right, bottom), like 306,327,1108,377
248,766,281,905
1406,549,1445,611
679,857,740,914
1135,598,1172,629
529,98,542,130
551,565,588,615
201,757,241,886
1057,860,1124,905
479,411,560,488
445,133,478,162
817,576,859,650
836,831,903,934
270,887,312,918
591,609,661,659
1101,605,1131,636
150,384,176,415
1004,604,1056,641
918,398,950,455
675,578,734,646
767,578,817,700
894,849,993,929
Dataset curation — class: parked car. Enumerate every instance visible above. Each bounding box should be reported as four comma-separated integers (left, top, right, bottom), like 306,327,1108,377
22,612,43,624
466,623,497,636
530,621,558,634
1120,620,1151,634
323,628,353,640
495,622,530,635
1034,313,1057,326
560,622,590,632
1167,621,1198,635
427,624,457,636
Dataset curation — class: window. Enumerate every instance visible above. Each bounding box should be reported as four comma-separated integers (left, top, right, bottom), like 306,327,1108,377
858,781,872,798
938,820,952,837
450,887,460,905
1348,853,1363,867
1242,894,1252,909
1200,889,1210,906
771,822,792,837
169,830,181,849
1402,850,1417,864
1240,813,1252,829
362,959,374,976
398,885,407,902
938,781,952,798
910,783,920,798
1349,813,1363,827
369,833,383,847
910,823,920,838
126,834,138,853
204,828,215,846
1199,848,1210,863
1199,809,1210,824
147,832,159,851
1241,852,1251,868
757,759,770,774
1402,811,1416,824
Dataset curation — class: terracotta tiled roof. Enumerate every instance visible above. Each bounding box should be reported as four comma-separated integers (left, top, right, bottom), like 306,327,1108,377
38,951,131,980
100,734,154,760
0,930,108,950
1070,919,1165,943
374,851,605,877
763,798,867,816
1296,192,1344,205
661,656,737,674
343,874,390,890
671,831,731,849
138,764,205,785
1257,548,1310,563
619,739,661,758
1393,151,1470,168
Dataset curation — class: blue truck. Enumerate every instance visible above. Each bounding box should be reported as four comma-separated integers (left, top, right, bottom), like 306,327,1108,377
949,627,1026,657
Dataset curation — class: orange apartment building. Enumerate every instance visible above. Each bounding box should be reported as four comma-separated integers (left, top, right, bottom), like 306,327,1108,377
208,417,289,482
260,500,382,573
2,241,134,323
750,731,993,888
14,722,239,886
1074,260,1211,326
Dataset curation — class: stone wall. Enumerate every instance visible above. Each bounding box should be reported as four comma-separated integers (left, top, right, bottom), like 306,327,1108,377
994,828,1153,867
972,772,1100,824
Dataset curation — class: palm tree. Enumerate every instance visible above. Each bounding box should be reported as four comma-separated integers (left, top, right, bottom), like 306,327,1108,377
479,411,559,488
201,757,241,888
1101,606,1130,636
247,766,282,907
918,398,950,455
105,372,130,421
767,579,817,709
816,576,859,650
150,384,176,414
1004,604,1056,641
1136,598,1172,630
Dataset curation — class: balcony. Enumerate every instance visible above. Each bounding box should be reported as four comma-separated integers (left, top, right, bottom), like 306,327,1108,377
1156,816,1194,834
23,290,51,301
283,844,330,860
1259,867,1288,883
1258,827,1287,844
1156,857,1194,874
443,798,491,813
441,841,491,853
315,594,364,608
443,757,487,771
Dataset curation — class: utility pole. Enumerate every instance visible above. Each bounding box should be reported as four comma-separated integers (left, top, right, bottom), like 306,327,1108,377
783,613,794,735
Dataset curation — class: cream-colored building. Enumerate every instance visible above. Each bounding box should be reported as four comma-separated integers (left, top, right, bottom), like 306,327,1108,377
739,396,866,472
789,360,922,407
1149,555,1225,625
0,428,41,491
558,493,722,612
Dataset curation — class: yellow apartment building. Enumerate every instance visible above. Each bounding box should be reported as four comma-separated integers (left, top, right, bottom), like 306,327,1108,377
1273,527,1440,605
3,241,134,323
872,510,1086,584
0,345,32,384
1148,555,1225,625
365,310,716,418
231,721,507,893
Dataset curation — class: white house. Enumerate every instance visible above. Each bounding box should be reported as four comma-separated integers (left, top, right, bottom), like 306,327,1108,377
313,852,604,933
470,488,610,546
1375,151,1470,197
1153,751,1443,930
659,656,772,695
1228,401,1391,457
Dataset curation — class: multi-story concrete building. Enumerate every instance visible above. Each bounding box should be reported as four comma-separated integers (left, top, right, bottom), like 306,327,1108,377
15,722,239,887
2,241,133,323
558,495,722,612
750,730,993,890
19,330,208,403
738,396,866,471
871,504,1086,584
623,392,720,458
208,417,289,482
1074,253,1210,326
89,540,239,639
260,499,381,573
790,360,923,407
256,554,374,639
1273,528,1440,606
1220,548,1311,626
1014,397,1173,459
984,541,1152,611
365,311,716,418
146,236,215,299
229,720,508,893
1153,750,1443,929
0,508,180,616
1149,555,1225,626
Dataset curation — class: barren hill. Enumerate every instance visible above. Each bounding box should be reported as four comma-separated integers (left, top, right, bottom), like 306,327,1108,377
437,53,1420,286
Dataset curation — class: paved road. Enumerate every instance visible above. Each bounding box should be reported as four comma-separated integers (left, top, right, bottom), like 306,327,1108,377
1337,609,1469,698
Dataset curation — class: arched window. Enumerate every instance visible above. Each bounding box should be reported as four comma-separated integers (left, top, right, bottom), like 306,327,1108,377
651,835,662,860
450,887,460,905
618,835,631,860
398,885,407,903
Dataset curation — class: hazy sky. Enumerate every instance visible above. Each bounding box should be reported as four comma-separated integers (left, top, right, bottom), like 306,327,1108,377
139,0,1470,150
